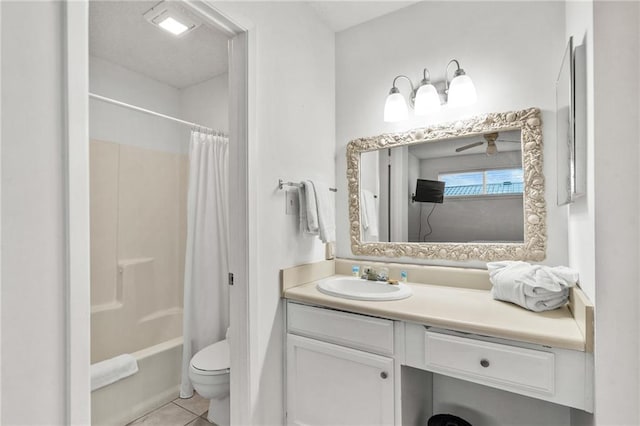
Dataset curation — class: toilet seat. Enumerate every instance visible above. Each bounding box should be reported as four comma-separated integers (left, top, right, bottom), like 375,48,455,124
190,339,230,375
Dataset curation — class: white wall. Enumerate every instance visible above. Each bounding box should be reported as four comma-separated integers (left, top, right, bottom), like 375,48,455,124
336,1,567,267
90,57,229,154
564,2,640,425
1,2,67,423
180,72,229,133
415,153,524,243
90,56,187,154
209,3,336,424
591,2,640,424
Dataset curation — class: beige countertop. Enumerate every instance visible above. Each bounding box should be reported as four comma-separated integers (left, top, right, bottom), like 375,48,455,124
284,275,588,352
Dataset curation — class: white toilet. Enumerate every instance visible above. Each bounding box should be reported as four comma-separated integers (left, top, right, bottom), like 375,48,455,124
189,338,230,426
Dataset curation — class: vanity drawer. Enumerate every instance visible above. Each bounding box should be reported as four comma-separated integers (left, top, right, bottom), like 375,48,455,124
287,302,394,355
424,331,555,396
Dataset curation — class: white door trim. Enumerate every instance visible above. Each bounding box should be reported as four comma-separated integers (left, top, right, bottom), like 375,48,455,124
189,2,258,424
0,1,3,421
63,1,254,424
63,1,91,423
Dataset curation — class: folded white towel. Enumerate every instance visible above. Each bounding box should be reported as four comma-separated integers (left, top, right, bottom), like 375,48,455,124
91,354,139,391
311,181,336,243
361,189,379,240
487,261,578,312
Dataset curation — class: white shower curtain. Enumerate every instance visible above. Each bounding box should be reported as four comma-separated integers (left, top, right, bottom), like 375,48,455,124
180,130,229,398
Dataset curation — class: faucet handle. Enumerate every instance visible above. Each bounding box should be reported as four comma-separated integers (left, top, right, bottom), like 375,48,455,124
377,267,389,281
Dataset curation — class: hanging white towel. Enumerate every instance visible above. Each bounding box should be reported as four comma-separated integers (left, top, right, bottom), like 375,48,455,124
299,181,319,235
311,181,336,243
487,261,578,312
299,180,335,243
298,184,309,233
91,354,139,391
360,193,369,231
361,189,379,240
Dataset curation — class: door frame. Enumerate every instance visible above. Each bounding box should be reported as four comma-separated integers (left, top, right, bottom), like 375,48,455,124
63,1,255,423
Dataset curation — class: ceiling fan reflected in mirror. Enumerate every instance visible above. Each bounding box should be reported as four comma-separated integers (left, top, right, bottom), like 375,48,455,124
455,132,520,156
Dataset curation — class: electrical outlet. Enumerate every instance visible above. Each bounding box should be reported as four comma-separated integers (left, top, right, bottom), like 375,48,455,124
285,189,299,215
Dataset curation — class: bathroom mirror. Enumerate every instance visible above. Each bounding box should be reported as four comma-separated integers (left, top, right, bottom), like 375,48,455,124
347,107,546,261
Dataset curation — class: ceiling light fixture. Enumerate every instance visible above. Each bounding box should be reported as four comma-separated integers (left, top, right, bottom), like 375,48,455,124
158,16,189,36
383,59,477,122
143,1,200,37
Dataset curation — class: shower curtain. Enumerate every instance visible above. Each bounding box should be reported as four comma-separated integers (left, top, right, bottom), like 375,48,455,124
180,130,229,398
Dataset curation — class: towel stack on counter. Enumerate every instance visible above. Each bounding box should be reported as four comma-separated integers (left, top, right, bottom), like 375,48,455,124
298,180,335,243
487,261,579,312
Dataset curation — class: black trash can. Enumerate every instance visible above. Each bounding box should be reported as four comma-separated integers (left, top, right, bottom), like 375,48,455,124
427,413,472,426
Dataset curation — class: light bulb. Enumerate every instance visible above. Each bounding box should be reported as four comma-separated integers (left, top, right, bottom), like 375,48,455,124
384,90,408,122
414,83,441,115
486,143,498,156
447,74,477,107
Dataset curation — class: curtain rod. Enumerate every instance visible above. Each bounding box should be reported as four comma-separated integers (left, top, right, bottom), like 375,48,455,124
89,92,226,136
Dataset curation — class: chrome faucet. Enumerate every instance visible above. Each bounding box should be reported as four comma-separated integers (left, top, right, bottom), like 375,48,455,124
361,266,389,282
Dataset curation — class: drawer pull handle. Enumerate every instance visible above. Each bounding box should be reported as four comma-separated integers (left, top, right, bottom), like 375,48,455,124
480,359,490,368
380,371,388,379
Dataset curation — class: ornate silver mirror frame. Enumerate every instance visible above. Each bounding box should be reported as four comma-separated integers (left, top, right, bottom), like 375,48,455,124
347,107,546,261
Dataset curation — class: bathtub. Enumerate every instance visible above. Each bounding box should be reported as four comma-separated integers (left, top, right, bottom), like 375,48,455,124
91,259,184,425
91,337,183,425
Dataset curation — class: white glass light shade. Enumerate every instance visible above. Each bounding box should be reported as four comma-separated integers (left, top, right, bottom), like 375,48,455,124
414,84,441,115
384,92,408,122
447,74,477,107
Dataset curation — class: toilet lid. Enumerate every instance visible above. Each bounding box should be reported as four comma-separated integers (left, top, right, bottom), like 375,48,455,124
191,339,229,372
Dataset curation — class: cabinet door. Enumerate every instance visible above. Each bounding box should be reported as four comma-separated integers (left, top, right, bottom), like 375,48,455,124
287,334,394,426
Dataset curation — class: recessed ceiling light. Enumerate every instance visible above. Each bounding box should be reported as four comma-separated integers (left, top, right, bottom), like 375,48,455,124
158,16,189,36
143,1,200,37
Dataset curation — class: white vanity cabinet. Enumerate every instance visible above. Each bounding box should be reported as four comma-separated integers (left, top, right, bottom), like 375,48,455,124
405,323,593,412
285,300,593,426
286,302,396,426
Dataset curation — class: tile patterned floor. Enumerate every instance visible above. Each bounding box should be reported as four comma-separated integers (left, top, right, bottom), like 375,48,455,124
126,392,218,426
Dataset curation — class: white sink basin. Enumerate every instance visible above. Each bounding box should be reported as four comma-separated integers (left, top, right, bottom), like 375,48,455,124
316,276,412,301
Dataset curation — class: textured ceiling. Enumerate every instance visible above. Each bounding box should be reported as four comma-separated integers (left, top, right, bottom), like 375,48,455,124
90,1,229,89
89,1,419,88
306,1,421,32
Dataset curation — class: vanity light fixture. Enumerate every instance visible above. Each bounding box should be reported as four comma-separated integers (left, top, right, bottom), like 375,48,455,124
414,68,441,115
383,59,477,122
143,1,200,37
445,59,477,108
383,75,412,122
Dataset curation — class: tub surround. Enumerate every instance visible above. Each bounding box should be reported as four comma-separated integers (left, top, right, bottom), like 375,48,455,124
90,140,188,363
281,259,593,352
